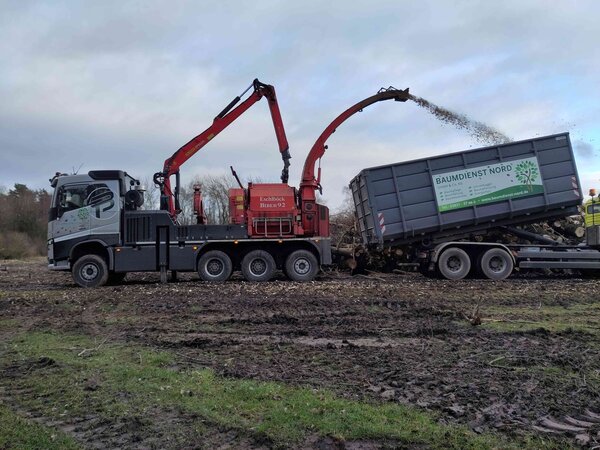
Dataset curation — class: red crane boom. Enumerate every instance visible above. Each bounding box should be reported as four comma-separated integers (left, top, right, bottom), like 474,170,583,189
299,87,409,203
155,79,290,219
298,86,409,236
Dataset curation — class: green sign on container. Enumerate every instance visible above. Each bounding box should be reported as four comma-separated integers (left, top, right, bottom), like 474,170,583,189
432,157,543,212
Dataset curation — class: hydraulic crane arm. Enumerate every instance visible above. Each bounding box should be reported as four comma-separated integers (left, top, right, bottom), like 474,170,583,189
299,87,410,203
155,79,291,216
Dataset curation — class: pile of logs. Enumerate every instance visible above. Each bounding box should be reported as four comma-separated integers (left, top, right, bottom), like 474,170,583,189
485,215,586,245
329,210,412,273
527,216,585,243
332,244,408,273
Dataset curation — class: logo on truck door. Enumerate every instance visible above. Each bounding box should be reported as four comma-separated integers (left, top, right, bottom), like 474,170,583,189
88,186,115,218
432,157,544,212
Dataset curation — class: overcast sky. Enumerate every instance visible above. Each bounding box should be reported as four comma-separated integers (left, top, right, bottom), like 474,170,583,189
1,0,599,208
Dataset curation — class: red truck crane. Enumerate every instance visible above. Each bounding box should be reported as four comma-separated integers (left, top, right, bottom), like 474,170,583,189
153,78,291,222
297,87,410,237
216,85,410,245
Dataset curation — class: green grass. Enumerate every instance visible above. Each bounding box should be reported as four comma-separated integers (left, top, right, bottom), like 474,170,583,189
0,290,74,308
481,303,600,336
0,318,19,329
2,331,554,449
0,405,80,450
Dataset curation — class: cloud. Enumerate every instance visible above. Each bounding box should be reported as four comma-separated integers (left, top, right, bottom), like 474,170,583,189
0,0,599,208
574,141,597,160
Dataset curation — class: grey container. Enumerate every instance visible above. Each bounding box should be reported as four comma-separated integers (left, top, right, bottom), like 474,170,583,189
350,133,582,247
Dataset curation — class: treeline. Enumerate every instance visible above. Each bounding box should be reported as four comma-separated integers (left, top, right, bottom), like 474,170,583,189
0,184,51,259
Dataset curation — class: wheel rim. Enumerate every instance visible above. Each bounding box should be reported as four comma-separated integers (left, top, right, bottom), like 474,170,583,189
205,258,225,277
249,258,267,276
488,256,505,273
81,263,99,281
293,257,311,275
446,256,462,273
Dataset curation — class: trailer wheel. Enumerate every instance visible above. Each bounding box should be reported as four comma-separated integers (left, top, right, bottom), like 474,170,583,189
285,250,319,282
479,248,513,280
437,247,471,280
72,255,109,288
241,250,276,282
197,250,233,281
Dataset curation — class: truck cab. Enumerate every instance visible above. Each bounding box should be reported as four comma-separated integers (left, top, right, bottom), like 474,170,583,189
48,170,144,286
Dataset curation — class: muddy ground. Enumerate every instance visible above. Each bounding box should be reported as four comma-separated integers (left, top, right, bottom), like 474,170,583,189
1,258,600,448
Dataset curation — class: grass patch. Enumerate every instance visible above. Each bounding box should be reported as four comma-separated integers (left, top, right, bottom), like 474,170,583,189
0,289,69,303
481,303,600,336
0,318,19,329
3,331,552,449
0,405,80,450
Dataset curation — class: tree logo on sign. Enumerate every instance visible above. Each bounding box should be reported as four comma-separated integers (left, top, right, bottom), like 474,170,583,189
515,161,539,191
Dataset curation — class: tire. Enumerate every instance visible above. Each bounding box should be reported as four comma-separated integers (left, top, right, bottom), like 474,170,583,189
241,250,276,282
107,272,127,285
72,254,109,288
285,250,319,282
437,247,471,280
197,250,233,281
479,248,513,280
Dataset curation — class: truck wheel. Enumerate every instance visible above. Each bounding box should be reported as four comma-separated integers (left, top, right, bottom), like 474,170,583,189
241,250,276,282
479,248,513,280
72,255,109,288
437,247,470,280
285,250,319,282
197,250,233,281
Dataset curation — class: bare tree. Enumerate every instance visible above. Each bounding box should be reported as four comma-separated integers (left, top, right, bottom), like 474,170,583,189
140,174,236,225
140,177,160,211
330,186,357,247
176,183,195,225
188,174,236,224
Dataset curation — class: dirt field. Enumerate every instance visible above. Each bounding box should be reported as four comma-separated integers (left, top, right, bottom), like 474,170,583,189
1,258,599,448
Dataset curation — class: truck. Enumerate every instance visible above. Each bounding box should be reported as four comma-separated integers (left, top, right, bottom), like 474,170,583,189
47,80,411,286
350,132,600,280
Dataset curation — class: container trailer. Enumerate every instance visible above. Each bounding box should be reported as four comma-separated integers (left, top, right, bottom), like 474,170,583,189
350,132,600,280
